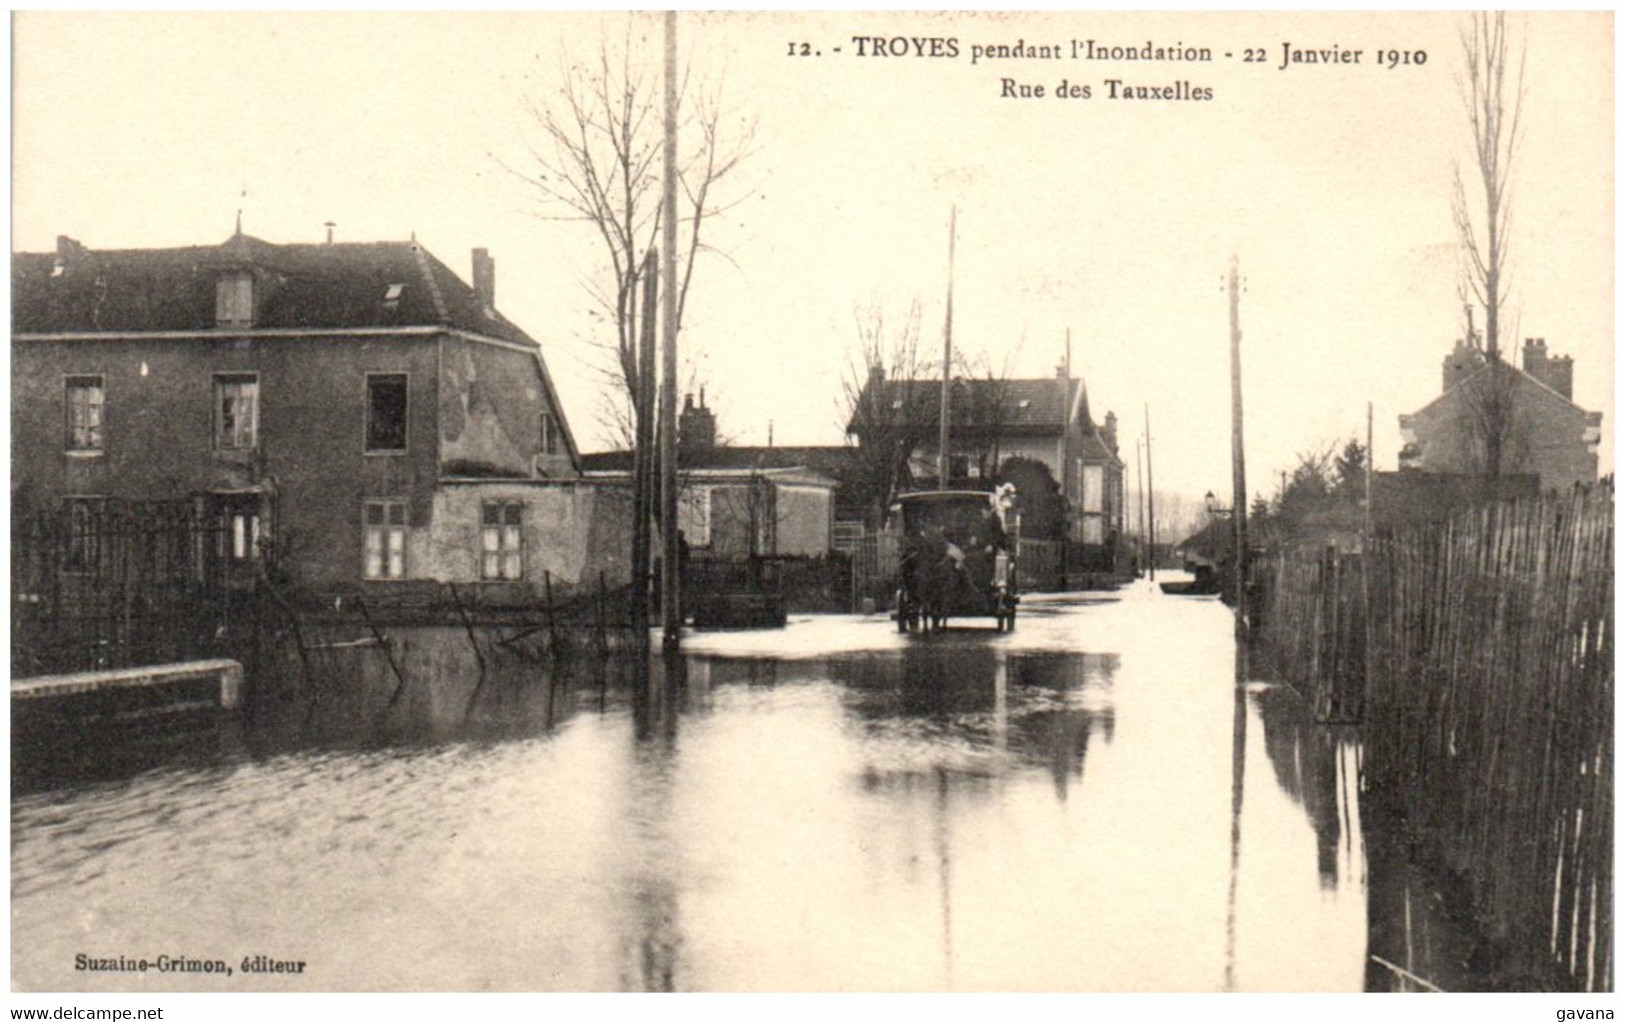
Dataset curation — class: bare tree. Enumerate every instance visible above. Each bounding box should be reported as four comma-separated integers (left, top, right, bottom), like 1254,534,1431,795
511,18,756,437
1461,359,1532,485
1452,12,1526,480
954,342,1023,482
1453,12,1526,361
839,299,935,526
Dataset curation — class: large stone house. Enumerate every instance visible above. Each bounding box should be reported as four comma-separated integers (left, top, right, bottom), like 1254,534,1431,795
848,366,1126,569
12,230,629,600
1398,337,1604,492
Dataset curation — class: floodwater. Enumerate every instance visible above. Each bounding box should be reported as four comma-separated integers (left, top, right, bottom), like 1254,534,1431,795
13,580,1409,992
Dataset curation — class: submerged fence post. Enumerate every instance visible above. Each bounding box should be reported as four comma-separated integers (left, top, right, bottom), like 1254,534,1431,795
597,570,609,655
544,570,559,656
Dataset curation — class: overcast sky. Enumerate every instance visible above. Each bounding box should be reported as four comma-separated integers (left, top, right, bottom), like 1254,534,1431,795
12,11,1613,501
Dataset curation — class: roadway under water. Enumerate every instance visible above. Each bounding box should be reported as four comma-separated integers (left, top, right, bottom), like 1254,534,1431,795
13,580,1467,992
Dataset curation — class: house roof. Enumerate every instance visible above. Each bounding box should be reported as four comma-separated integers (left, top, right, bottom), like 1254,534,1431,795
1404,357,1598,423
581,445,853,476
852,376,1083,436
580,460,837,490
13,233,538,349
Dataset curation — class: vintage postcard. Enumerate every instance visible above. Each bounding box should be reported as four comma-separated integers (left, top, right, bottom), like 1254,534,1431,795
9,10,1613,1016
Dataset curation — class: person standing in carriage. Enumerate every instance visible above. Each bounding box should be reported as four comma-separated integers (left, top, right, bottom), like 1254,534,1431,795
962,485,1013,602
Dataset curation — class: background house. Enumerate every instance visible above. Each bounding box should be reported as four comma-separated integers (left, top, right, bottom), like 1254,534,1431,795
848,365,1126,570
12,230,624,602
1398,337,1604,492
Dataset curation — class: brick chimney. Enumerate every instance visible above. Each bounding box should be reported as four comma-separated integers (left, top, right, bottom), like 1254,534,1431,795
53,235,87,276
679,388,716,456
1522,337,1549,386
1546,353,1574,401
471,248,495,309
1103,410,1119,454
1442,339,1483,393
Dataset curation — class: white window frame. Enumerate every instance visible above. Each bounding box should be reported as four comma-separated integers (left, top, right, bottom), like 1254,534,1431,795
363,500,408,579
480,501,525,581
64,375,105,454
213,373,259,452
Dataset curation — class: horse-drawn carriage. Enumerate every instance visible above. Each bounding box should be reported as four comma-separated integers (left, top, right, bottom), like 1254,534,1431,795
891,489,1019,632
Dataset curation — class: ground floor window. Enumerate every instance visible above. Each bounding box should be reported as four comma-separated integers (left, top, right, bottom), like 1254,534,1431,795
364,500,408,579
207,493,264,563
62,496,106,573
481,501,524,580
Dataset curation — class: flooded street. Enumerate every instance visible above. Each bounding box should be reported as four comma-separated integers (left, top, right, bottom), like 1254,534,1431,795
15,581,1377,991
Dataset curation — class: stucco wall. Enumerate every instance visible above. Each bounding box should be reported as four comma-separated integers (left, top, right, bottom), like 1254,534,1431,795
438,336,566,477
426,481,632,589
774,484,833,556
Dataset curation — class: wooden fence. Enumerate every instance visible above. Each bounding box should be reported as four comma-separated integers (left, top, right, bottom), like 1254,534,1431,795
1256,545,1369,724
1257,485,1613,990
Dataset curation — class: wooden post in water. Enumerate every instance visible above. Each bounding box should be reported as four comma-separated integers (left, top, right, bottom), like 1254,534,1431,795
543,570,558,655
597,569,609,655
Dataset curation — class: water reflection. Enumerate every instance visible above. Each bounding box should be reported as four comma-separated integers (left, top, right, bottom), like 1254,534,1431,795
14,603,1383,992
826,647,1118,800
1251,682,1361,893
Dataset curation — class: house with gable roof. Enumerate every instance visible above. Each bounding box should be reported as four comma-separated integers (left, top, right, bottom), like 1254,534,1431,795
12,229,631,600
1397,336,1604,492
848,365,1126,570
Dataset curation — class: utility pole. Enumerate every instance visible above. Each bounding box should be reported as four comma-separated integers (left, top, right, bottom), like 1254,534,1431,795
1135,436,1147,577
660,9,681,652
631,250,658,640
1144,404,1156,582
1228,256,1249,638
937,206,957,490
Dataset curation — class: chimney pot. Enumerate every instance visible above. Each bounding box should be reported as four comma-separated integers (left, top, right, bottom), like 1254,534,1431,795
472,248,495,309
55,235,85,262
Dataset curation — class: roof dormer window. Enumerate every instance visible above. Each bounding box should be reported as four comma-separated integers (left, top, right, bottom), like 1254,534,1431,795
382,283,405,310
216,272,254,328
